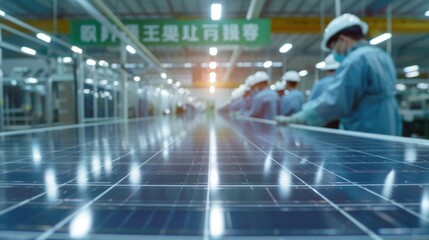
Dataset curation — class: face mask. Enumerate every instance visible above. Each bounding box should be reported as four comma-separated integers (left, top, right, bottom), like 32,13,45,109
332,39,347,63
333,50,346,63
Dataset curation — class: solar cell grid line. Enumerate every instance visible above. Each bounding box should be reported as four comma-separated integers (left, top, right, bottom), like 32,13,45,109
229,122,384,240
257,134,429,225
0,122,176,219
34,130,188,240
0,138,138,217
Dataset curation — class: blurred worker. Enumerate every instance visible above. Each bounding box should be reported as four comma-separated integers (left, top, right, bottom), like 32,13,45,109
229,85,246,112
309,54,340,128
310,54,339,100
279,70,304,116
274,81,286,115
276,13,402,136
245,71,279,120
243,75,255,112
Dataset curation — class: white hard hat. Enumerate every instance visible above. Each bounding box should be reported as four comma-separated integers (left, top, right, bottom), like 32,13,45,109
251,71,270,86
245,75,254,86
281,70,300,82
321,13,368,52
321,53,340,71
274,81,285,91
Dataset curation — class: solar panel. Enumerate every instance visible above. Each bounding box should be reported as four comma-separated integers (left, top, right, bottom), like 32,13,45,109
0,116,428,239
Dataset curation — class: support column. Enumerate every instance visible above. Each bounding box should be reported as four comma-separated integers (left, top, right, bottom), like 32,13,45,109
386,3,392,55
0,27,3,132
76,54,85,124
120,42,128,119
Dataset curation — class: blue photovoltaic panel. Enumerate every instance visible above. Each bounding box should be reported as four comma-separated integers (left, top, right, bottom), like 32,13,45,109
0,115,428,239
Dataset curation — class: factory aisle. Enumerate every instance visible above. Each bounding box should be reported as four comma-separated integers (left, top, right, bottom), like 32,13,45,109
0,115,429,239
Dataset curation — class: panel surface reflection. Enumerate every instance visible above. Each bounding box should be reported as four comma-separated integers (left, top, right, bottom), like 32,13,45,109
0,115,428,239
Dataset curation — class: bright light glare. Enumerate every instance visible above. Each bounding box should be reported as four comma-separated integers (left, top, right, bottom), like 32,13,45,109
85,78,94,84
36,33,51,43
369,33,392,45
209,47,218,56
21,46,36,55
86,59,96,66
405,71,420,78
0,10,5,16
167,78,173,84
279,43,293,53
299,70,308,77
396,84,406,91
126,45,136,54
425,10,429,17
263,61,272,68
69,210,92,239
98,60,109,67
25,78,38,84
417,83,429,89
404,65,419,73
99,79,108,85
71,46,82,54
316,61,326,69
209,62,217,69
63,57,72,63
161,73,167,79
133,76,141,82
211,3,222,20
209,85,215,94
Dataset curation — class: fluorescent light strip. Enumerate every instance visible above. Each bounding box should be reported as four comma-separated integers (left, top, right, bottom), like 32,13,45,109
403,65,419,73
86,59,96,66
315,61,326,69
298,70,308,77
36,33,51,43
126,45,136,54
279,43,292,53
209,47,218,56
211,3,222,20
263,61,272,68
21,46,36,55
369,33,392,45
71,46,83,54
405,71,419,78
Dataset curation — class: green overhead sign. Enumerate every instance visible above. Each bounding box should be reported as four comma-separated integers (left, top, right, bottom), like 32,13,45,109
70,19,271,47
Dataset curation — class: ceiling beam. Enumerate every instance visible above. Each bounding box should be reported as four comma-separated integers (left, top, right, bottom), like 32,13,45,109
222,0,266,82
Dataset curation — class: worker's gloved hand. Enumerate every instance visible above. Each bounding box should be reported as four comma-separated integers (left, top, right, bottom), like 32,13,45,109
275,115,303,125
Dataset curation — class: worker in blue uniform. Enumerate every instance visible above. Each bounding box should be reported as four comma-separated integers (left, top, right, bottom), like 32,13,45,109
276,13,402,136
310,54,339,100
245,71,279,120
274,81,286,115
279,70,304,116
243,75,255,113
309,54,340,129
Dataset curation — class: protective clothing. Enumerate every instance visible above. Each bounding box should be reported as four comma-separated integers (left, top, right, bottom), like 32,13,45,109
309,75,335,101
291,43,402,136
245,87,279,120
280,89,304,116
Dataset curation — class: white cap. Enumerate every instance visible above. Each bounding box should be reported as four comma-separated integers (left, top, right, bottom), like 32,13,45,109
321,13,368,52
321,53,340,71
245,74,255,86
281,70,300,82
251,71,270,86
274,81,285,91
